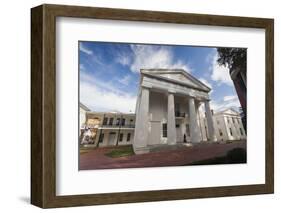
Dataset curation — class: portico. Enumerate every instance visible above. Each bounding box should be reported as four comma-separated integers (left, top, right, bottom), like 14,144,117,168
133,69,217,154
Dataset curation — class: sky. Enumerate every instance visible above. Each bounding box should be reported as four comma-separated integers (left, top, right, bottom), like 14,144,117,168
79,41,242,113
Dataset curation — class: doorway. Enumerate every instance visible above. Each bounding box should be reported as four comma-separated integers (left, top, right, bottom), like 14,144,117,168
108,132,116,145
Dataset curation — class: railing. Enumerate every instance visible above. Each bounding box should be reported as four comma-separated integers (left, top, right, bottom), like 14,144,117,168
101,124,135,129
175,112,185,117
121,124,135,128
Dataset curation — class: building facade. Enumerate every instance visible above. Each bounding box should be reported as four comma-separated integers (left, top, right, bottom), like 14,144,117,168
80,105,246,150
79,103,90,136
211,108,246,141
80,111,135,147
133,69,217,154
80,69,246,153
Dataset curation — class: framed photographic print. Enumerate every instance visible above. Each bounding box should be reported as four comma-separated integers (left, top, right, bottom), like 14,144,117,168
31,4,274,208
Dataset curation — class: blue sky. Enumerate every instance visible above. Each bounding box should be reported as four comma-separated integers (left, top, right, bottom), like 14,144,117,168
79,41,241,113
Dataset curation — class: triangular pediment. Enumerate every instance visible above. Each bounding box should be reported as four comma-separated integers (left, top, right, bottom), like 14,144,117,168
220,108,239,115
141,69,211,92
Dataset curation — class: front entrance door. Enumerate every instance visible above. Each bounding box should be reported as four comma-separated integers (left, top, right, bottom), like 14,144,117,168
148,121,161,145
176,123,182,142
108,132,116,146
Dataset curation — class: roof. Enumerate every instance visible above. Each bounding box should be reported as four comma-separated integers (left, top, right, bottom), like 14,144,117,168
214,108,240,116
140,69,211,92
79,103,91,111
86,111,136,116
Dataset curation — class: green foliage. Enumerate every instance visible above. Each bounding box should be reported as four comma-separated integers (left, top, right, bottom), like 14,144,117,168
216,48,247,71
189,148,246,165
226,148,247,163
105,146,134,158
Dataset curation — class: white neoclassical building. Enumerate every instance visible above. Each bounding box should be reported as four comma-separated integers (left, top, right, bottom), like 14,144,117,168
133,69,217,154
211,108,246,141
79,70,246,153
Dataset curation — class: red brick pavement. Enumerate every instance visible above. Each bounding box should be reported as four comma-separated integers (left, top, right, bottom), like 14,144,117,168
79,141,246,170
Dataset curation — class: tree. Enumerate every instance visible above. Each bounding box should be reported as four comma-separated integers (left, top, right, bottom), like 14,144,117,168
216,48,247,71
217,48,247,133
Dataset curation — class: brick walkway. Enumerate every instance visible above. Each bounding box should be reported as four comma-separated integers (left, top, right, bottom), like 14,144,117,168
79,141,246,170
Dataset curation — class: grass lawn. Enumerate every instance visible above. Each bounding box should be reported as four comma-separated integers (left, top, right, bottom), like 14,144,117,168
105,145,135,158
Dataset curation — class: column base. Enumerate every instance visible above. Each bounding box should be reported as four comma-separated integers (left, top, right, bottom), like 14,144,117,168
133,146,150,155
167,141,177,145
210,136,217,142
191,140,201,143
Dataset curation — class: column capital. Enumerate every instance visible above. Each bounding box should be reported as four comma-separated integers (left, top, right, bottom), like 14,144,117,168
141,81,153,89
168,89,177,94
141,85,152,90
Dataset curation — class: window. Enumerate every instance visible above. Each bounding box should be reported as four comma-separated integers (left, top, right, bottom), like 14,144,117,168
127,133,131,142
232,117,235,123
98,133,104,143
229,128,233,136
186,124,190,136
176,124,180,128
128,119,133,127
175,103,180,117
240,128,243,135
119,133,123,141
121,118,125,126
102,117,108,125
109,117,113,125
219,129,223,136
116,118,120,126
162,123,167,138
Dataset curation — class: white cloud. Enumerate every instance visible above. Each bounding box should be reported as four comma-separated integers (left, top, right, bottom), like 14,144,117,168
223,95,236,102
118,75,131,86
210,52,233,86
80,72,136,113
81,72,126,96
116,53,131,66
210,95,240,112
79,64,85,71
79,43,93,55
205,49,216,63
80,82,136,113
129,45,192,73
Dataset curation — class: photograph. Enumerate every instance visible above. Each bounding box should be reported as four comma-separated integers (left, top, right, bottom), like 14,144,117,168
29,3,274,208
78,41,247,170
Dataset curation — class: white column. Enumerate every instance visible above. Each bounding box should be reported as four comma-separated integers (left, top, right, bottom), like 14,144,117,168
204,100,217,142
188,97,201,143
133,87,150,154
167,92,176,145
195,102,203,141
